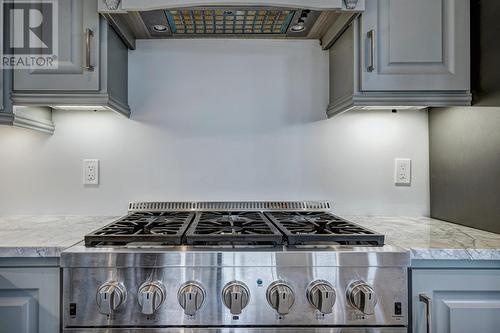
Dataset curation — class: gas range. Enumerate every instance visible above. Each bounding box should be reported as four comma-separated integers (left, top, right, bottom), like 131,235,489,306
61,201,409,333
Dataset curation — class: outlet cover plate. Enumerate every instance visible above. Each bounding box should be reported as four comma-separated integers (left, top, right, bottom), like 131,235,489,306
395,158,411,186
83,159,99,185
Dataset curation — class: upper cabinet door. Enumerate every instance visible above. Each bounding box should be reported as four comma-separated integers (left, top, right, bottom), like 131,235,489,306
0,3,3,109
13,0,100,91
361,0,470,91
0,69,3,111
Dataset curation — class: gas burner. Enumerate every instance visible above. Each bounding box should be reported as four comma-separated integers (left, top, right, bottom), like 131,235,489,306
265,212,384,245
185,211,283,245
85,212,195,246
84,202,383,247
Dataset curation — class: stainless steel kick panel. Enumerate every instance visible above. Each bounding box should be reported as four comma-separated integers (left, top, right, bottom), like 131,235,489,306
64,328,408,333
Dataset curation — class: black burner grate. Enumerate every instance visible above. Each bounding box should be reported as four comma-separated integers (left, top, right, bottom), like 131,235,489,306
265,212,384,245
185,211,283,245
84,209,384,247
85,212,195,246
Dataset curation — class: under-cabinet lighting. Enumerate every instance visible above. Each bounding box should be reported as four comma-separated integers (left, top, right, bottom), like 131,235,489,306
358,106,427,110
51,105,109,111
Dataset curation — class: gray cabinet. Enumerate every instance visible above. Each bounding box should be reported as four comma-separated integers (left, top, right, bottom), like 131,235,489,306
361,0,470,91
0,267,59,333
0,70,4,112
11,0,130,117
327,0,471,117
0,71,3,113
0,0,3,113
412,269,500,333
0,68,55,134
13,0,99,91
0,2,54,133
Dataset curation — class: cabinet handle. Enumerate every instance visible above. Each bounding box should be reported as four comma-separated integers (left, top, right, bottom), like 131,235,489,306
419,293,432,333
85,28,94,71
367,29,375,72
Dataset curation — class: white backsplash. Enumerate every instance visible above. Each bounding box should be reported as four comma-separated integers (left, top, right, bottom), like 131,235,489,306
0,39,429,215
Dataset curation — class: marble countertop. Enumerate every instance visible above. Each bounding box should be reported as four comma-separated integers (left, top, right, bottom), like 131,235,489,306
347,216,500,260
0,216,116,257
0,215,499,260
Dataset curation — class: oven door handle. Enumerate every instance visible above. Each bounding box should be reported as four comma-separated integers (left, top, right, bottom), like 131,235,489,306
419,293,432,333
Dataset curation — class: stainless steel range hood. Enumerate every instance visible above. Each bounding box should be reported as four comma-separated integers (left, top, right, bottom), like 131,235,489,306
98,0,364,50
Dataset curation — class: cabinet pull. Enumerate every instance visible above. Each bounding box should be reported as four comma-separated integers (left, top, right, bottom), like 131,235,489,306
367,29,375,72
419,293,432,333
85,28,94,71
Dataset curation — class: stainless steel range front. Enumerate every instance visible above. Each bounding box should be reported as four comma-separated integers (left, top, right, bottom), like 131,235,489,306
61,201,409,333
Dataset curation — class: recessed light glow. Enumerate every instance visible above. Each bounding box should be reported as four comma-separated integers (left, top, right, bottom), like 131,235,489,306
290,23,306,32
153,24,169,32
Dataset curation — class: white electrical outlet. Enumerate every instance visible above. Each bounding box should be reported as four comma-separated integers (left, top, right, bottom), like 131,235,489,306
395,158,411,186
83,159,99,185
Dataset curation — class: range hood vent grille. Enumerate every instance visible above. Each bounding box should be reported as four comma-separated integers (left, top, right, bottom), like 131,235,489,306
164,8,295,35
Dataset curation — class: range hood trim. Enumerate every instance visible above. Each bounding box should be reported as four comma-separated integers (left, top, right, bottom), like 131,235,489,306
116,0,361,12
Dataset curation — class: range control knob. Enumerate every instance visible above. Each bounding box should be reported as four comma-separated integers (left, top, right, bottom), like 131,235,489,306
266,280,295,315
96,281,127,315
306,280,336,314
137,281,166,315
178,281,206,316
222,281,250,315
346,280,378,315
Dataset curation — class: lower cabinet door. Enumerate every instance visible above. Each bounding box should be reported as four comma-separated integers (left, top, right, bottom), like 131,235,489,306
412,269,500,333
0,267,59,333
